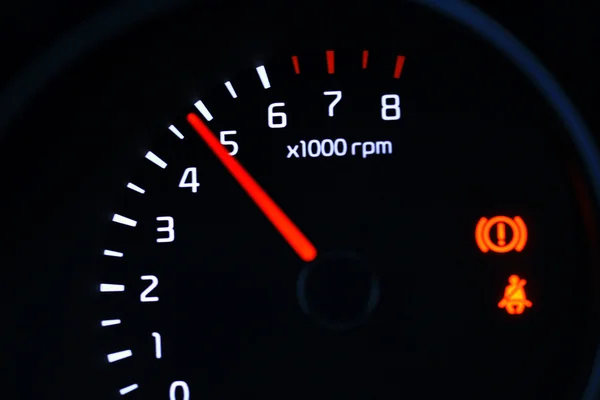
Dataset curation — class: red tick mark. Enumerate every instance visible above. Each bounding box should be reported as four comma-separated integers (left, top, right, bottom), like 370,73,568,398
326,50,334,74
394,55,406,79
291,56,300,74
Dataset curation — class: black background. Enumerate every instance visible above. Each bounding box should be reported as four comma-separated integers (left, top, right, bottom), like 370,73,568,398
2,0,597,131
1,1,599,399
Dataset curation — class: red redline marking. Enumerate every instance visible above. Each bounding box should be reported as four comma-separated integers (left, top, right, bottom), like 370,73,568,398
326,50,334,74
362,50,369,69
394,55,406,79
291,56,300,74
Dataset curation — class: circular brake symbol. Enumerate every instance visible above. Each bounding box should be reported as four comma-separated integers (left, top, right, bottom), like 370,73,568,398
475,216,528,253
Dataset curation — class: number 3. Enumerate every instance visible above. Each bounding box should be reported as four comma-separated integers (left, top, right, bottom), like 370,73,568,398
156,216,174,243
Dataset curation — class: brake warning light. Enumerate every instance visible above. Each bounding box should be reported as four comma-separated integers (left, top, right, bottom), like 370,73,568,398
498,274,532,315
475,216,528,254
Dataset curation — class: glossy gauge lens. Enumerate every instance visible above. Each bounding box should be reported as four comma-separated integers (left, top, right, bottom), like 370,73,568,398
2,2,600,400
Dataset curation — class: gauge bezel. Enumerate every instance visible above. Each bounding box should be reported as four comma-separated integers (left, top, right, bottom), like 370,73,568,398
1,0,599,398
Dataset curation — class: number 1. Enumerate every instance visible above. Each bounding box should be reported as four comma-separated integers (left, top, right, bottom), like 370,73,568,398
152,332,162,359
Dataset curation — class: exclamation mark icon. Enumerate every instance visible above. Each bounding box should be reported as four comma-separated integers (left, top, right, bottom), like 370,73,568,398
497,222,506,246
475,216,528,253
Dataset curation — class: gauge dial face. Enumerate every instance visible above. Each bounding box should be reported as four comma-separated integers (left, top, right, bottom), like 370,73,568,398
3,2,600,400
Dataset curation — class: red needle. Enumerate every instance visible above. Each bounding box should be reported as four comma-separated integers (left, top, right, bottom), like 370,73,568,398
187,113,317,262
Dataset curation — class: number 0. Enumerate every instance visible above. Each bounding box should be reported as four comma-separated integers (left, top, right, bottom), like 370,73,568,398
170,381,190,400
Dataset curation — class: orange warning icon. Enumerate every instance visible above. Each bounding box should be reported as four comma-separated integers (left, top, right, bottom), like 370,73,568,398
475,216,527,253
498,275,532,315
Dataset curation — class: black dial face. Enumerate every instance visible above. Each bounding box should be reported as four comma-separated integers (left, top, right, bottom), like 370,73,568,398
3,2,600,400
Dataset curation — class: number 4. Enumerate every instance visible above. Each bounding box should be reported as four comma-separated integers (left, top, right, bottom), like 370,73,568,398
179,167,200,193
324,91,342,117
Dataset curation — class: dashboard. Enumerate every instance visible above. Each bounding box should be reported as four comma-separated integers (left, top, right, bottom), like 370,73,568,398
2,1,600,399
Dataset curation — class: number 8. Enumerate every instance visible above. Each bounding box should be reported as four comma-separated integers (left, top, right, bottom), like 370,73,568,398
381,94,401,121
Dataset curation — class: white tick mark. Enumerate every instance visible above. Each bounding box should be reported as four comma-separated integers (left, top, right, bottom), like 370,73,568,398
256,65,271,89
126,182,145,194
194,100,213,121
107,349,132,363
103,249,123,257
119,383,139,396
119,384,139,395
112,214,137,227
225,81,238,98
169,124,184,139
145,151,167,169
100,283,125,292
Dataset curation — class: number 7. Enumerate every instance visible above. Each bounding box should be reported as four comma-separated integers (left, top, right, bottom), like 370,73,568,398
323,91,342,117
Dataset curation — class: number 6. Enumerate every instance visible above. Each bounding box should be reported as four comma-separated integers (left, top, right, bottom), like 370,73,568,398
268,102,287,128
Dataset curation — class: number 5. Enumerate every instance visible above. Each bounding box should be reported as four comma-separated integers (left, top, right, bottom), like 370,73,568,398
220,130,238,156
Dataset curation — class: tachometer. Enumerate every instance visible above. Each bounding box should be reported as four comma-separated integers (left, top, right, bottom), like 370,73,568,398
98,45,597,399
2,1,600,399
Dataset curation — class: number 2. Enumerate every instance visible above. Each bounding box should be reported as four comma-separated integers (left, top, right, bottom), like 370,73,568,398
140,275,159,302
